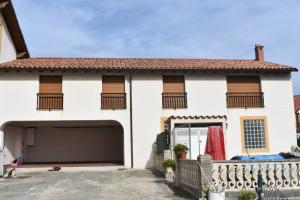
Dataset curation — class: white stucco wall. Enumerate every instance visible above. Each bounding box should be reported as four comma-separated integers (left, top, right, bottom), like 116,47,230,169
0,72,132,167
0,71,297,168
0,13,17,63
3,126,23,165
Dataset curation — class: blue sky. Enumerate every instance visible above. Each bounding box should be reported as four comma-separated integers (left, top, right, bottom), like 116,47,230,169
13,0,299,94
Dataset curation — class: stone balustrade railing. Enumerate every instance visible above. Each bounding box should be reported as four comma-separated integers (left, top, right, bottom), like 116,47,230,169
212,159,300,191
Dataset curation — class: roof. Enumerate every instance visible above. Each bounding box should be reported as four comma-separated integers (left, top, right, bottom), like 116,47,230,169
168,115,227,121
295,95,300,112
0,57,297,72
0,0,29,58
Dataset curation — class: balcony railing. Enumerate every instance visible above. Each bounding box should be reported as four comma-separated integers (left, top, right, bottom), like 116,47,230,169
37,93,63,110
162,93,187,109
101,93,126,109
226,92,264,108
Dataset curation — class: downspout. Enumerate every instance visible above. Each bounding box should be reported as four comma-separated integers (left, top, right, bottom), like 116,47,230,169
129,73,134,168
0,129,4,176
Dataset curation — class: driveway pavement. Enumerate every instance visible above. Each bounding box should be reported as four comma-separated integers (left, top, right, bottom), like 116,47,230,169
0,168,192,200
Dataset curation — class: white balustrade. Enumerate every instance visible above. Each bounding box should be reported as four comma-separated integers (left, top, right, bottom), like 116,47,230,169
212,160,300,191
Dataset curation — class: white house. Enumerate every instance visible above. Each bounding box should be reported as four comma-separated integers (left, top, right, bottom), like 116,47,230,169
0,0,298,175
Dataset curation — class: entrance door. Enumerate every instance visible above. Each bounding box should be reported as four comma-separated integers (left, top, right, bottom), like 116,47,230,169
174,127,208,160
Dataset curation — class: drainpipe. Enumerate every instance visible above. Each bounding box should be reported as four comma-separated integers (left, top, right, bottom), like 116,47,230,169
0,129,4,176
129,73,134,168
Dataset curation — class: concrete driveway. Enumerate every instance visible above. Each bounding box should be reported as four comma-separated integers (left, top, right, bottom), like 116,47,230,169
0,168,192,200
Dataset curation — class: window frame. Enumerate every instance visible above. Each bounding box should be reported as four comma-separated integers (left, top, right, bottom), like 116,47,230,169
240,116,269,153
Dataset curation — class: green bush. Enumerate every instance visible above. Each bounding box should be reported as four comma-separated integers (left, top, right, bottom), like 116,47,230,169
237,190,257,200
173,144,188,155
162,159,175,170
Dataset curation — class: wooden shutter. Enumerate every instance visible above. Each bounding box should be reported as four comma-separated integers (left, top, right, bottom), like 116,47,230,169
163,75,185,93
102,75,125,93
227,76,261,93
39,75,62,93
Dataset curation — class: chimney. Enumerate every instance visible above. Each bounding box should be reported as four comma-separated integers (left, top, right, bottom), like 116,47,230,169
255,44,264,61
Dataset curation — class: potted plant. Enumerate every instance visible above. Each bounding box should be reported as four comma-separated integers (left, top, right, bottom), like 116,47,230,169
162,159,175,181
208,185,225,200
237,190,257,200
173,144,188,159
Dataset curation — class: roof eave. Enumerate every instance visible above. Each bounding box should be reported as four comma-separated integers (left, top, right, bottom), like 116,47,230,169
0,0,29,58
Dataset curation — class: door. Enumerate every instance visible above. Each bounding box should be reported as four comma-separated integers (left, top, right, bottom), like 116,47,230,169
174,127,208,160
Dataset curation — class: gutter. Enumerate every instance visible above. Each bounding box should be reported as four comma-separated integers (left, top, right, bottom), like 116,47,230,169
129,73,133,168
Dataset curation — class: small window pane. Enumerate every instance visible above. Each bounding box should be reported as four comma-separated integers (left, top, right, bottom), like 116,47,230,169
243,119,266,150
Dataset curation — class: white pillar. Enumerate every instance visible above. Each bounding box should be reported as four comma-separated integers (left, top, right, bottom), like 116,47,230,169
0,129,4,176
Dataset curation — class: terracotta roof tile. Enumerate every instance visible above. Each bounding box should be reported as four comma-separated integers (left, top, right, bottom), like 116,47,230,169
168,115,227,120
295,95,300,112
0,58,297,72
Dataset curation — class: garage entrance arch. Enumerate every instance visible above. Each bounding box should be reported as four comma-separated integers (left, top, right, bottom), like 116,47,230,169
3,120,124,166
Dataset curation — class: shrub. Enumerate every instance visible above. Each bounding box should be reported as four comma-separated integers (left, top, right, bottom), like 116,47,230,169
162,159,175,170
237,190,257,200
173,144,188,155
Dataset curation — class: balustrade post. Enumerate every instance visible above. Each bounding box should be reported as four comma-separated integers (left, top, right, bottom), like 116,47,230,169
198,155,213,199
175,156,181,187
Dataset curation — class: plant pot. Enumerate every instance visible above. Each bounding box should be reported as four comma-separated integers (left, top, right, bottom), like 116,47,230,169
208,191,225,200
164,167,174,182
177,151,187,159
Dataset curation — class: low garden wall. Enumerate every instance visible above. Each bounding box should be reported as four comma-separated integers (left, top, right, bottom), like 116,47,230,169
153,150,172,173
175,155,212,199
212,159,300,191
174,156,300,199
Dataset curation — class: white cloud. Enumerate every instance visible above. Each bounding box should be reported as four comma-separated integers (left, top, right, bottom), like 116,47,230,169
13,0,300,93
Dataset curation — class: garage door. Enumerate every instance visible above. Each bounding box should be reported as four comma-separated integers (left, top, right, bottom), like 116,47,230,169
23,126,124,163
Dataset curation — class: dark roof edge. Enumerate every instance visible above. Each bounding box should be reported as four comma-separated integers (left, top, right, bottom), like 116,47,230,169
1,0,29,58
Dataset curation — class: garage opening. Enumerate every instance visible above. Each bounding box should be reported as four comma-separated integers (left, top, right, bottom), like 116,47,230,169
3,120,124,166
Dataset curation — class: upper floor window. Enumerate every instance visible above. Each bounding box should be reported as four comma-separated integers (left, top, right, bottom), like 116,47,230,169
241,116,269,153
37,75,63,110
101,75,126,109
226,76,264,108
162,75,187,109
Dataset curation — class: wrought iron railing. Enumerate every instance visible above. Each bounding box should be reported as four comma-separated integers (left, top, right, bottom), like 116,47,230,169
226,92,264,108
162,93,187,108
37,93,63,110
101,93,126,109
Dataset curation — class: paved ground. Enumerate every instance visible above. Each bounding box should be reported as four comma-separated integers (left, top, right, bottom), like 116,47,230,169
0,168,192,200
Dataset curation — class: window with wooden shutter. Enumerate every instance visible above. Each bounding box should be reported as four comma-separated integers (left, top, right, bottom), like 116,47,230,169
39,75,62,93
37,75,63,110
101,75,126,109
226,76,264,108
163,75,185,93
102,75,125,93
162,75,187,108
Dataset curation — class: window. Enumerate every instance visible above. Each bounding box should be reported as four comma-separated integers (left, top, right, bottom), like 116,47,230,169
101,75,126,109
226,76,264,108
241,117,269,153
37,75,63,110
162,75,187,108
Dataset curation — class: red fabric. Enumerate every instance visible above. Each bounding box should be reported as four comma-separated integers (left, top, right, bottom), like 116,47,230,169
205,126,226,160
